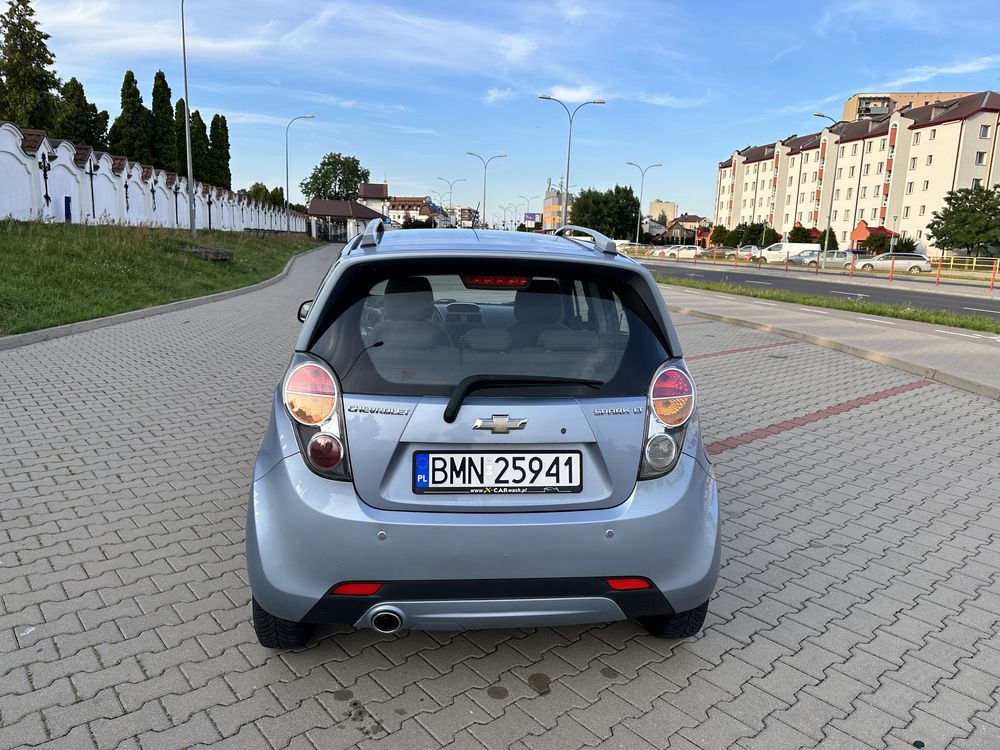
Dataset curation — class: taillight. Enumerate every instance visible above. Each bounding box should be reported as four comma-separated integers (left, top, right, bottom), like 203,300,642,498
308,433,343,469
607,578,652,591
650,367,695,427
284,363,337,425
330,582,382,596
640,364,696,480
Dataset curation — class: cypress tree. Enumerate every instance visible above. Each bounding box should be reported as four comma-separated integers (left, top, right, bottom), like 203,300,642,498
173,97,188,177
0,0,61,130
149,70,176,171
107,70,152,162
53,77,108,149
208,113,231,189
189,109,211,184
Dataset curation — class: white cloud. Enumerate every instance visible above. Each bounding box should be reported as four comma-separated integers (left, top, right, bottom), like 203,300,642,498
635,92,708,108
816,0,952,35
483,88,516,105
557,0,587,21
543,84,605,103
873,55,1000,88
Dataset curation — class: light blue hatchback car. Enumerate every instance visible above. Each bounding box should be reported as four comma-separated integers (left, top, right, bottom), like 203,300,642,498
247,222,720,648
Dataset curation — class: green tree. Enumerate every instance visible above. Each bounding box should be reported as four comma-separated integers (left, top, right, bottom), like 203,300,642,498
149,70,176,172
189,109,211,183
761,226,779,246
173,98,188,176
656,211,668,226
895,236,919,253
53,77,108,149
268,186,284,206
710,224,727,246
607,184,640,239
0,0,60,130
862,233,891,253
927,185,1000,256
569,184,638,239
787,225,813,243
107,70,152,162
244,181,271,204
208,113,231,189
300,152,370,201
817,228,839,250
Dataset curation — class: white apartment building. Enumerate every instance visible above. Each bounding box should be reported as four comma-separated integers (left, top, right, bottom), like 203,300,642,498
714,91,1000,254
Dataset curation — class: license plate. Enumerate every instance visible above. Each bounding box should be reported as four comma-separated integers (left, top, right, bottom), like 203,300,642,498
413,451,582,494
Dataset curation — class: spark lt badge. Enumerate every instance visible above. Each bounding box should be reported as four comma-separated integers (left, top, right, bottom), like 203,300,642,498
594,407,643,415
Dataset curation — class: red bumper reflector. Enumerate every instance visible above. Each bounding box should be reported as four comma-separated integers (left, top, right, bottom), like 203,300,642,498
606,577,651,591
330,582,382,596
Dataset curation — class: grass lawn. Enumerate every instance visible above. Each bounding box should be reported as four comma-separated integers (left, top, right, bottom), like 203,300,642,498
655,275,1000,335
0,220,325,335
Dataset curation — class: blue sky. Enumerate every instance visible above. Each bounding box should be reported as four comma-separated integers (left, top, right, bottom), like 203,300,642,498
33,0,1000,221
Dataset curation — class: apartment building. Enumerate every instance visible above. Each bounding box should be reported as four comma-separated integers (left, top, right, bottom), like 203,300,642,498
648,199,678,223
843,92,975,121
714,91,1000,254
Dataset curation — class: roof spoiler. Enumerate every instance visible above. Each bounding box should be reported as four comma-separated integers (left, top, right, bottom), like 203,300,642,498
359,218,385,249
555,224,618,255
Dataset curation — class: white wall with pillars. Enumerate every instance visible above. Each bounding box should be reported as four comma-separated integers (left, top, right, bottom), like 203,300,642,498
0,121,307,232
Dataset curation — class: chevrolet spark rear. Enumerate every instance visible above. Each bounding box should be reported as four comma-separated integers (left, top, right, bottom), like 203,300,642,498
247,226,720,648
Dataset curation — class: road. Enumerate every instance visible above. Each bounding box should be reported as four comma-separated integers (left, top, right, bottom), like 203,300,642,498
643,259,1000,319
2,244,1000,748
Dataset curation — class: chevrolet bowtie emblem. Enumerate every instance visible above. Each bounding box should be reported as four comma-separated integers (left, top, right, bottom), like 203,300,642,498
473,415,528,434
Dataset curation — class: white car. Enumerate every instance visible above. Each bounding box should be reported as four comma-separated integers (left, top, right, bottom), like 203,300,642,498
755,242,821,263
654,244,700,259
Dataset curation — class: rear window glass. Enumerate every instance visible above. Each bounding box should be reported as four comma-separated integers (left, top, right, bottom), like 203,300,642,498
311,267,669,397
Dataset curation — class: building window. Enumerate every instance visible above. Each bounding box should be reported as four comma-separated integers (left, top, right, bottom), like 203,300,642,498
800,192,805,202
834,189,840,199
880,138,886,151
833,210,838,220
790,157,796,166
861,187,867,198
837,168,843,178
919,205,926,216
926,155,933,166
841,231,847,241
922,180,929,190
909,157,917,169
903,206,910,218
874,184,881,196
980,124,991,138
849,167,855,177
838,146,845,157
973,178,983,189
906,182,914,194
913,132,920,145
866,141,873,153
846,187,853,199
863,164,870,176
917,230,923,239
976,151,987,165
929,129,936,140
742,199,746,207
788,176,793,186
844,210,850,221
797,212,802,221
786,195,791,204
812,172,817,182
852,144,858,156
877,162,884,174
783,213,788,222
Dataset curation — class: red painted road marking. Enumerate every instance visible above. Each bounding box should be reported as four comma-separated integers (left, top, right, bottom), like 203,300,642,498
706,379,933,456
688,341,798,361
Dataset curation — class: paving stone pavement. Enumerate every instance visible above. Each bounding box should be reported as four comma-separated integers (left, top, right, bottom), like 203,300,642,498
2,244,1000,749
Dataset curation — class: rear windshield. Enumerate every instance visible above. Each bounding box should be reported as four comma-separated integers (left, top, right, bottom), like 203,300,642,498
311,264,669,397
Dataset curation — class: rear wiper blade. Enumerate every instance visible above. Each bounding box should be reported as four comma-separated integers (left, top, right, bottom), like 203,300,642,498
443,374,603,423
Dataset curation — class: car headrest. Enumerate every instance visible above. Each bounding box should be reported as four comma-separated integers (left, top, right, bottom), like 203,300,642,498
384,276,434,321
513,279,562,323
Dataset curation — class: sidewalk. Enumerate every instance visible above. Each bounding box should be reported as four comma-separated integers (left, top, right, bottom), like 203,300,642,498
659,282,1000,401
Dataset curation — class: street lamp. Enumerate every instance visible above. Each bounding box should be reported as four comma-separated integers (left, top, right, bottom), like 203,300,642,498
180,0,196,237
285,114,315,232
438,176,466,224
466,152,505,228
814,112,839,269
519,194,539,228
538,94,605,226
626,161,662,244
890,214,899,252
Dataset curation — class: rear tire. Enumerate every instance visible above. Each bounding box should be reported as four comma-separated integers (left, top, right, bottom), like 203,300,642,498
759,257,767,264
667,253,677,259
908,266,922,274
641,600,709,639
252,597,312,649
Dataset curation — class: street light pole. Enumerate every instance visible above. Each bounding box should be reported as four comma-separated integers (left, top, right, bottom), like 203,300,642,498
814,112,840,269
519,194,539,229
626,161,662,244
437,176,466,225
285,115,315,233
539,94,605,226
180,0,196,238
466,153,505,229
890,215,899,252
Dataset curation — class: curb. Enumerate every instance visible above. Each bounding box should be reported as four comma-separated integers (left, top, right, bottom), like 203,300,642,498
0,243,340,353
667,303,1000,403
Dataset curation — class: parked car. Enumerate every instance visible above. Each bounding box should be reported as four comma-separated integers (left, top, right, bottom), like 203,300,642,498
756,242,821,263
788,249,854,268
653,244,700,259
856,252,931,274
247,222,720,648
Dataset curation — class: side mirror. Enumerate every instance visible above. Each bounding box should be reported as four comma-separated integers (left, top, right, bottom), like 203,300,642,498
297,300,312,322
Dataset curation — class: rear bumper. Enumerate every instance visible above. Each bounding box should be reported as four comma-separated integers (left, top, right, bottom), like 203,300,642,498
247,450,720,626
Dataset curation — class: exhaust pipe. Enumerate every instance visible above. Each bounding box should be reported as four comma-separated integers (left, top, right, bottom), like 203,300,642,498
370,607,403,634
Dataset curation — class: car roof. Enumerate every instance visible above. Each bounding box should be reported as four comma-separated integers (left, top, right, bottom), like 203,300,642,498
343,228,640,267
